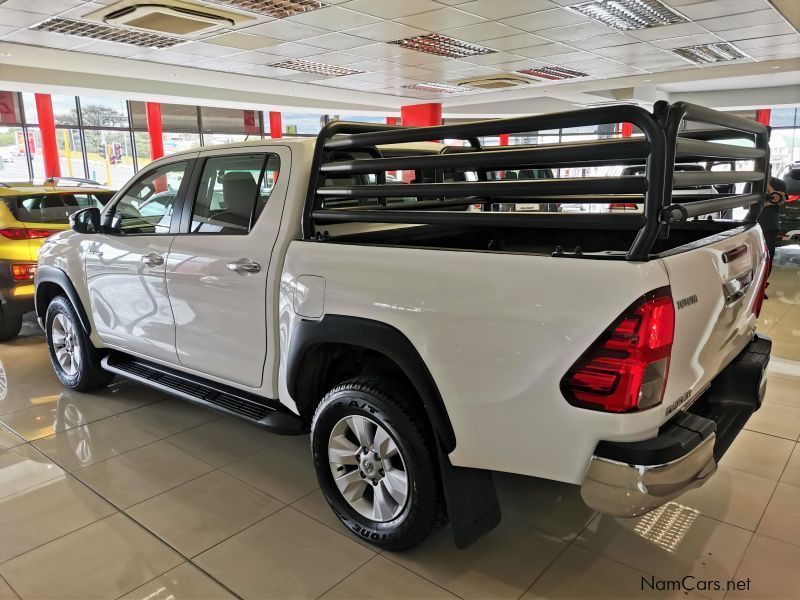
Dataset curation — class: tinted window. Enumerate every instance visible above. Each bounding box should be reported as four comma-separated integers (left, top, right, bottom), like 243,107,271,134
190,153,279,234
111,161,188,234
5,193,108,224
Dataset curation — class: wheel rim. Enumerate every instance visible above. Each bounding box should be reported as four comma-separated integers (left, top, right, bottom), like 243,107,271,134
51,314,81,377
328,414,409,522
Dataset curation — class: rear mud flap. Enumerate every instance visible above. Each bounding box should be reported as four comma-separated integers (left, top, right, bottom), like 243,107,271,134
438,446,501,548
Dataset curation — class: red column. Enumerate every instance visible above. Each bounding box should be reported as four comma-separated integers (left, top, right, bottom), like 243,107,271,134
145,102,164,160
269,111,282,139
35,93,60,178
400,102,442,127
386,116,398,125
755,109,771,126
621,122,633,138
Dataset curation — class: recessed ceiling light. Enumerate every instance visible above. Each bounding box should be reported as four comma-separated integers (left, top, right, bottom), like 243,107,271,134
670,42,747,64
389,33,495,58
270,59,363,77
206,0,328,19
570,0,687,31
643,78,651,81
33,17,183,48
403,82,472,94
518,66,590,80
771,65,780,69
0,52,11,57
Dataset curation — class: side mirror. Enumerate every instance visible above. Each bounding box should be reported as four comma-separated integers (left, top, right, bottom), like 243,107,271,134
70,207,101,234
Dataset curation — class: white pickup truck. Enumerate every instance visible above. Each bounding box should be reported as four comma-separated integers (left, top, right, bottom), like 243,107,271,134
35,101,772,550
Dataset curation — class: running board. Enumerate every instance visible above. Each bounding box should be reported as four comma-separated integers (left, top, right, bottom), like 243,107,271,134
102,352,305,434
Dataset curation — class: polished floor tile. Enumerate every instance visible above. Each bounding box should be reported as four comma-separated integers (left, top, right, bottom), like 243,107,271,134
321,555,458,600
0,444,64,500
676,466,776,531
0,424,23,450
727,533,800,599
119,562,237,600
75,440,214,508
386,517,566,600
781,443,800,487
522,544,706,600
291,488,375,549
195,507,375,599
165,417,273,468
744,400,800,441
0,576,18,600
755,481,800,547
126,470,283,557
32,414,159,472
222,434,318,504
718,430,794,480
0,475,115,563
576,506,752,600
0,513,182,600
115,397,220,439
763,373,800,409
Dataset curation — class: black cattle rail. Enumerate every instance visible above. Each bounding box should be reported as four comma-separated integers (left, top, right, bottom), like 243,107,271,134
304,101,769,261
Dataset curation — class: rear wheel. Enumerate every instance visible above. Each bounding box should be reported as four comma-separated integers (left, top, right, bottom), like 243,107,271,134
311,376,447,550
0,314,23,342
45,295,112,392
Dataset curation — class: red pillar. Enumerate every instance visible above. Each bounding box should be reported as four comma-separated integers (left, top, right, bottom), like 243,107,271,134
145,102,164,160
269,111,282,139
35,93,60,178
400,103,442,127
386,116,398,125
621,122,633,138
755,109,771,126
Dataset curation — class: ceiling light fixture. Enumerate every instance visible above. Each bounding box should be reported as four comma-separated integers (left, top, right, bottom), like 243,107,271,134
570,0,687,31
517,66,589,80
389,33,495,58
270,58,363,76
670,42,747,64
33,17,184,48
403,82,472,93
206,0,328,19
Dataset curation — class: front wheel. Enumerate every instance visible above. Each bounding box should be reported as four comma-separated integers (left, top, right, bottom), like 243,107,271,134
0,313,23,342
311,376,447,550
45,295,113,392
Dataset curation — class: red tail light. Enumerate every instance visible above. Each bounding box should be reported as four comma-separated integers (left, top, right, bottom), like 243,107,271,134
753,246,770,318
609,203,638,210
0,228,60,240
561,287,675,413
11,263,37,281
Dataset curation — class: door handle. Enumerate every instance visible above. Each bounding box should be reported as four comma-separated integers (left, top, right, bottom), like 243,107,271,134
226,259,261,274
140,252,165,267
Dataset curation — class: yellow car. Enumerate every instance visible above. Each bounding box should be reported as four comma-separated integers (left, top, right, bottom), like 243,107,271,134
0,178,115,341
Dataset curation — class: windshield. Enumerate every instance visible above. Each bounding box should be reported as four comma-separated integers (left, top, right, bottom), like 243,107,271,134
3,193,113,224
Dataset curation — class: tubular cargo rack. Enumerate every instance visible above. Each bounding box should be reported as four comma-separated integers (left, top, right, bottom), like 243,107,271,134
304,101,770,261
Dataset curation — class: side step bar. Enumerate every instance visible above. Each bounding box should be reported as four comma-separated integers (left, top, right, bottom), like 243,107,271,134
102,352,305,434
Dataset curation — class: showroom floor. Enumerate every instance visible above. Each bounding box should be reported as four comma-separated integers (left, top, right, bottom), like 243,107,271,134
0,249,799,600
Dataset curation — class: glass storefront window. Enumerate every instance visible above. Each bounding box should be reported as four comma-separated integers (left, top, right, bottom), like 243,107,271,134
201,106,261,136
203,133,250,146
53,95,79,126
284,113,324,136
56,128,86,179
79,96,129,128
0,92,22,125
83,129,135,188
163,132,201,155
0,126,30,180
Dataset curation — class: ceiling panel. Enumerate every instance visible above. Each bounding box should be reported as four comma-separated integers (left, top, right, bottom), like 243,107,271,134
457,0,557,19
439,22,522,43
504,8,588,31
396,7,486,30
342,0,442,19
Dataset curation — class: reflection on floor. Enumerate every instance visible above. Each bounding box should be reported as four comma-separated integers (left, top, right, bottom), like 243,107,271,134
0,247,799,600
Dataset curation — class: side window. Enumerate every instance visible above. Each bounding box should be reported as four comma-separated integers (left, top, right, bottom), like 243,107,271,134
111,161,188,234
190,153,279,234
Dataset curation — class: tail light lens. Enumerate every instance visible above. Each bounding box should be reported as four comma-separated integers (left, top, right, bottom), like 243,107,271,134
0,228,60,240
11,263,37,281
561,287,675,413
753,244,770,318
609,203,638,210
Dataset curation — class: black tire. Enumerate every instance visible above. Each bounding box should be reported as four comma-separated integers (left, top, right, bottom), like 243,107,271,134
0,313,23,342
311,376,447,550
45,295,113,392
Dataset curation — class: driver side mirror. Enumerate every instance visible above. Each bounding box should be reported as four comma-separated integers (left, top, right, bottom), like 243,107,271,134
70,207,101,234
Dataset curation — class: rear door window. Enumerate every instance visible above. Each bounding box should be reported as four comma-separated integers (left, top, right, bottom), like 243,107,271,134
5,193,109,224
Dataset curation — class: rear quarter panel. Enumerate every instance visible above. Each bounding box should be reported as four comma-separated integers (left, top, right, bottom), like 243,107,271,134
280,242,671,484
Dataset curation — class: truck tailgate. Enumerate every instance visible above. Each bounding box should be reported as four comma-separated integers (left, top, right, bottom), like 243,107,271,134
658,225,767,421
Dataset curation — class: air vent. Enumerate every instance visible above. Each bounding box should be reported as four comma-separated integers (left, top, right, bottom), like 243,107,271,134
570,0,687,31
389,33,495,58
454,74,533,89
207,0,328,18
517,66,589,80
671,42,747,64
271,59,364,76
404,82,472,94
33,17,184,48
105,4,233,35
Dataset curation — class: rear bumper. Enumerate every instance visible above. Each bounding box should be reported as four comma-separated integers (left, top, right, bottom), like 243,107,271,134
581,333,771,517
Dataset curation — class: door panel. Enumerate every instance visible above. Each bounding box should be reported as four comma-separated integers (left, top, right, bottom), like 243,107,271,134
166,148,287,388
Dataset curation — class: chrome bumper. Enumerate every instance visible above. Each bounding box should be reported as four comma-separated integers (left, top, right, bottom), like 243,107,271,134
581,433,717,518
